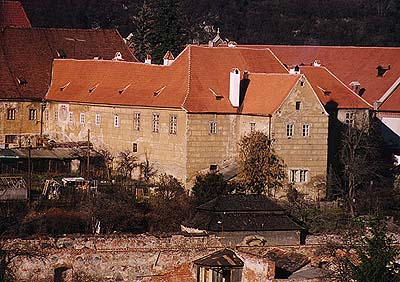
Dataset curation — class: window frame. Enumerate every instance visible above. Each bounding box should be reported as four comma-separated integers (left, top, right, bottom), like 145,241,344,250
152,113,160,133
295,101,301,110
345,112,355,127
7,108,16,120
209,121,217,134
54,111,59,121
95,114,101,126
134,112,141,131
169,114,177,134
302,124,310,137
68,112,73,123
132,143,138,153
250,122,256,133
286,124,294,137
28,109,37,121
113,114,119,128
79,113,85,125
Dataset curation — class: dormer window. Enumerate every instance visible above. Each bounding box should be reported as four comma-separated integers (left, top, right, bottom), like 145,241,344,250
56,49,67,58
16,77,27,86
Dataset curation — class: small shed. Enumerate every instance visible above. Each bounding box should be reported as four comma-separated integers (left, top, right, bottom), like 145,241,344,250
185,194,304,246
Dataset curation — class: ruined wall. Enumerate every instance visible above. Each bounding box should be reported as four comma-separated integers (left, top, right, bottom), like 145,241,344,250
0,101,43,146
44,103,187,182
217,230,301,247
272,78,329,199
10,234,275,282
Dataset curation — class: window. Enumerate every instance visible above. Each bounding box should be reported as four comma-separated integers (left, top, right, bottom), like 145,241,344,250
68,112,73,123
95,114,101,126
302,124,310,137
80,113,85,124
54,111,59,121
289,169,309,183
152,113,160,133
296,101,301,110
134,112,140,131
114,115,119,128
7,109,16,120
300,81,305,87
299,170,308,183
286,124,294,137
210,164,218,171
345,112,355,127
132,143,138,153
169,115,177,134
29,109,37,120
289,169,298,183
250,122,256,133
44,110,49,121
5,135,17,144
210,121,217,134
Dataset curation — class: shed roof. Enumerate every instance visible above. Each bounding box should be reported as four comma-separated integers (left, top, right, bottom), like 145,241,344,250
0,1,31,28
0,27,136,100
193,249,244,268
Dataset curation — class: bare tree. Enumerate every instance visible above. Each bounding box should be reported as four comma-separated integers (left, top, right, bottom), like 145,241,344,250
116,150,139,181
237,131,286,195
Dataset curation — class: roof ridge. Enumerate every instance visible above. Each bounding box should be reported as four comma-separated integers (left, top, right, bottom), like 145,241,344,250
181,45,192,110
322,66,372,108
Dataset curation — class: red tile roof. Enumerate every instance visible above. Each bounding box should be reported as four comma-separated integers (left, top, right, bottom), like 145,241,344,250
379,83,400,112
46,45,294,114
242,45,400,105
241,74,300,115
0,1,31,28
300,66,371,109
0,27,137,100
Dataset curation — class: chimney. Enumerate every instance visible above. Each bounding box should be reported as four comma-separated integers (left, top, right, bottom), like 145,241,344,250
349,81,361,93
228,41,237,48
163,51,175,66
112,52,123,61
313,60,321,67
230,68,240,107
145,54,152,64
289,65,300,74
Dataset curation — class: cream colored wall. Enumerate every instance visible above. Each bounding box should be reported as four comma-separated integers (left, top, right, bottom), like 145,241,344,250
0,101,42,146
44,102,187,181
271,77,329,199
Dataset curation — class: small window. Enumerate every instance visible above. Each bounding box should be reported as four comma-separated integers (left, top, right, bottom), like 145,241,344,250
68,112,73,123
300,81,305,87
286,124,294,137
95,114,101,126
80,113,85,124
250,122,256,133
29,109,37,120
345,112,355,127
302,124,310,137
296,101,301,110
300,170,308,183
5,135,17,144
44,110,49,121
132,143,138,153
7,109,16,120
134,112,140,131
210,121,217,134
152,113,160,133
114,115,119,128
210,164,218,171
289,169,298,183
54,111,59,121
169,115,177,134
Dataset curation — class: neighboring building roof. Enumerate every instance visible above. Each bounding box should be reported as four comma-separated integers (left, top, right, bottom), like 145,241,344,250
187,194,303,232
193,249,244,268
46,45,294,114
378,77,400,112
299,66,372,109
0,1,31,28
243,45,400,104
0,27,137,100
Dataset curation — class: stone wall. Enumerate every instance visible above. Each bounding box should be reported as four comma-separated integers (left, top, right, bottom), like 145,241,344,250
10,234,276,282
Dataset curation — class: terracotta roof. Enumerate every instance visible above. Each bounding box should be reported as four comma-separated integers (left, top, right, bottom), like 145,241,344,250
193,249,244,268
379,83,400,112
299,66,371,109
0,27,137,100
240,73,300,115
46,45,289,113
242,45,400,105
0,1,31,28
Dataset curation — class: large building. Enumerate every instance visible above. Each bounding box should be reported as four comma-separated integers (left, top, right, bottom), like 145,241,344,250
44,45,329,197
0,27,136,147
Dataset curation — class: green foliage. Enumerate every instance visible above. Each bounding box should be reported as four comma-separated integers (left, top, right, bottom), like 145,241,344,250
238,131,286,195
192,172,232,206
348,218,400,282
